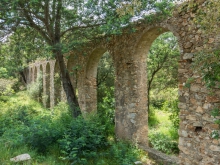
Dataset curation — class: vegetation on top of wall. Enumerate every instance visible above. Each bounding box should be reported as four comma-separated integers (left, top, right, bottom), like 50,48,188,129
193,50,220,89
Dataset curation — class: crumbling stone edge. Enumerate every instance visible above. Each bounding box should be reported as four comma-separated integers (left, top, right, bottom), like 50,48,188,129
139,145,179,165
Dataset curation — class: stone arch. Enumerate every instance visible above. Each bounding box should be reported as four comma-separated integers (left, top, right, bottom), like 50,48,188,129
78,47,108,114
134,25,182,148
134,25,183,58
126,25,183,145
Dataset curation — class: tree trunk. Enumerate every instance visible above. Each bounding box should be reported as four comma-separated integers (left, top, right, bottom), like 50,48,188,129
54,49,81,117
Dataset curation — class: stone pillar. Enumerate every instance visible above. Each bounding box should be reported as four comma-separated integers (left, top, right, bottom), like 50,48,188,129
60,57,68,102
42,62,47,107
45,62,50,108
50,60,56,108
112,37,148,146
28,67,32,84
32,66,36,82
54,62,62,106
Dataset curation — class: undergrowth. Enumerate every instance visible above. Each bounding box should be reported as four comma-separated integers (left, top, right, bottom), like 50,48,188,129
0,91,154,165
148,88,179,155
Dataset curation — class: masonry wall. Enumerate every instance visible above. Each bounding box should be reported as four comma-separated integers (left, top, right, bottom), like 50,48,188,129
26,1,220,164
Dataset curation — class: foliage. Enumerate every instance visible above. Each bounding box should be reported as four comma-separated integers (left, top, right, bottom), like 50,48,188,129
149,88,179,129
97,87,115,137
27,72,43,101
97,52,115,137
162,99,180,129
0,78,16,96
192,1,220,89
0,90,155,164
59,116,108,164
0,91,71,153
193,50,220,89
193,0,220,34
149,130,179,155
147,32,180,91
97,52,114,95
0,67,8,78
148,89,179,155
0,28,48,79
103,141,148,165
147,32,179,118
210,107,220,139
184,77,194,88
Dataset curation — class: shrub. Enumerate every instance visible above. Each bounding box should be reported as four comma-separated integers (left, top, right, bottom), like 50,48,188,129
162,99,180,129
27,72,43,101
97,86,115,136
0,67,8,78
148,105,159,127
59,116,108,164
149,131,179,155
107,141,142,165
24,116,64,153
0,95,71,153
0,78,15,96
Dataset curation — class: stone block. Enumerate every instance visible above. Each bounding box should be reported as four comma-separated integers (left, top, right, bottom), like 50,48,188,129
183,53,194,59
190,84,201,92
10,154,31,162
210,145,220,152
196,106,204,114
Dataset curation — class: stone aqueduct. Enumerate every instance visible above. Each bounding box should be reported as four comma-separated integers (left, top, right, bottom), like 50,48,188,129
25,1,220,164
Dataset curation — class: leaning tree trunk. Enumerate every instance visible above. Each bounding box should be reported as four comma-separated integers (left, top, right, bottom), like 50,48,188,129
52,0,81,117
53,49,81,118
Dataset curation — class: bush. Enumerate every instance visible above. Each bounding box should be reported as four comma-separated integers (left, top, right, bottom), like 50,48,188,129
0,78,15,96
0,67,8,78
149,131,179,155
97,86,115,137
24,117,64,153
148,105,159,128
162,99,180,129
106,141,143,165
27,72,43,101
59,116,108,164
0,94,71,153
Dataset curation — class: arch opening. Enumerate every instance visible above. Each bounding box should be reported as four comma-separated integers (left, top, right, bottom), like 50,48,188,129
146,31,180,156
97,51,115,136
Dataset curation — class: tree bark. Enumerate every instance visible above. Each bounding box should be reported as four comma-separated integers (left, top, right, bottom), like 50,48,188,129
52,0,81,118
53,48,81,118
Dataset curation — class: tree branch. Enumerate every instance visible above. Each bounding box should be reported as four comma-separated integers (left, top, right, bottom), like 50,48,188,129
54,0,62,40
19,4,52,44
60,23,106,37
